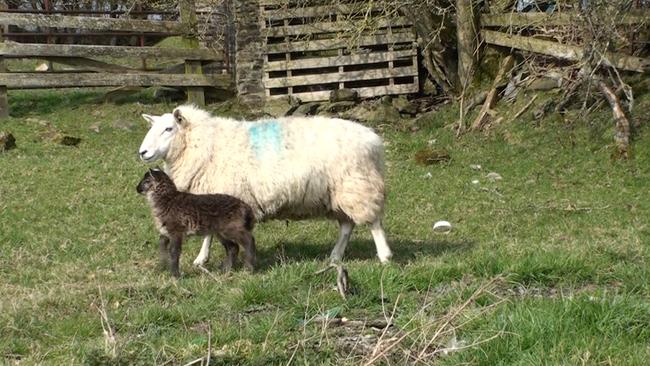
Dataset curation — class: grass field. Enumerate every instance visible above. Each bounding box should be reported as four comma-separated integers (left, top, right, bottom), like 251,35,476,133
1,88,649,365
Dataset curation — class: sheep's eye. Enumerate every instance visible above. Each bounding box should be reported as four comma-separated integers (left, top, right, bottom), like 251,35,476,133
165,127,173,132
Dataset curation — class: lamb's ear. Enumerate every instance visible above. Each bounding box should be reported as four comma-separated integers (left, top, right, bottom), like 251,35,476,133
141,114,155,126
173,108,185,127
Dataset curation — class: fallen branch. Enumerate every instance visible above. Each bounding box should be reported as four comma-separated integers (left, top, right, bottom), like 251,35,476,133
598,80,630,159
471,55,515,131
311,316,392,330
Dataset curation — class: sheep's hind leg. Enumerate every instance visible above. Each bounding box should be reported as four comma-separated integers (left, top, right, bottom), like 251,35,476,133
329,220,355,264
193,235,212,266
240,232,257,272
219,239,239,273
370,220,392,263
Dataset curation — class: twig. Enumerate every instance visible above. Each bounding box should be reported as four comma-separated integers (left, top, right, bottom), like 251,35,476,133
311,316,392,330
413,277,500,363
263,310,281,352
197,264,221,282
206,323,212,366
368,283,401,362
507,94,538,124
182,357,204,366
427,330,504,358
97,285,117,358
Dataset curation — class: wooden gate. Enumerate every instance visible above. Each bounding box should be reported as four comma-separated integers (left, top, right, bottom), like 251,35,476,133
260,1,419,102
0,0,229,118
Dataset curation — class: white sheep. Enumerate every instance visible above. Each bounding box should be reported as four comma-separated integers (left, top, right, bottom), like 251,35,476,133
138,105,392,266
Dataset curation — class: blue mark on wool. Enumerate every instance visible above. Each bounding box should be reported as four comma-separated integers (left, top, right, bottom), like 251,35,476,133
248,120,283,158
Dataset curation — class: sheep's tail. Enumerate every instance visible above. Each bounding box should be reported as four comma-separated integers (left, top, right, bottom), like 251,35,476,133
244,207,255,231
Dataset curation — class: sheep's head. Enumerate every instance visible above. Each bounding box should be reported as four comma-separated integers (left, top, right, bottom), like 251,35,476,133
136,168,173,195
138,108,188,163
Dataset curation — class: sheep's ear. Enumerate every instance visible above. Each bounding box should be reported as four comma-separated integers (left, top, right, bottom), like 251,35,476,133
141,114,155,126
173,109,185,127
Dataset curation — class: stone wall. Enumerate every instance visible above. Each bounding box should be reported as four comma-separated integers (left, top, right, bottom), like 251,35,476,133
233,0,265,106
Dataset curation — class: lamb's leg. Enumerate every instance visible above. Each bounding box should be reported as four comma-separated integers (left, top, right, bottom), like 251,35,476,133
158,235,171,267
240,232,257,272
219,239,239,273
193,235,212,266
329,220,355,264
169,235,183,278
370,219,392,263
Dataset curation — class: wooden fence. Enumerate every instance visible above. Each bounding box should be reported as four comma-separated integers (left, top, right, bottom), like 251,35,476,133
0,0,230,118
259,0,419,102
454,4,650,85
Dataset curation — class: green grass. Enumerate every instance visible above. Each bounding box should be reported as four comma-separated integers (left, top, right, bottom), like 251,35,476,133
1,88,649,364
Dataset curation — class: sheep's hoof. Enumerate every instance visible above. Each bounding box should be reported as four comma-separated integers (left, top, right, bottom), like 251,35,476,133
378,252,393,264
193,256,209,267
313,263,349,299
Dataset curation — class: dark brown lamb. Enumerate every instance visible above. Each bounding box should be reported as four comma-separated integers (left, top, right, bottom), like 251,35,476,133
136,168,256,277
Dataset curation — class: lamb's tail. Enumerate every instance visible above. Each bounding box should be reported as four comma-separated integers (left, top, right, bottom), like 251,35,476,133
244,207,255,231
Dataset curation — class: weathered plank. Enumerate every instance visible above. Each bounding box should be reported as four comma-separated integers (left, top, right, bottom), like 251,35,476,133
481,9,650,27
0,13,184,33
0,42,220,60
269,83,419,102
0,3,7,119
180,0,204,106
481,30,649,73
0,73,231,89
265,32,415,53
263,65,417,88
43,57,137,73
265,49,416,71
264,4,381,21
263,17,412,37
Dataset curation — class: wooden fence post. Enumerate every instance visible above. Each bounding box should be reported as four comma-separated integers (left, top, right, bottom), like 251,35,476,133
180,0,205,106
0,2,8,119
456,0,477,89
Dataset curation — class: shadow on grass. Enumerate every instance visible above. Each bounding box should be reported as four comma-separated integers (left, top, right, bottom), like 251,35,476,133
8,89,160,117
254,238,475,271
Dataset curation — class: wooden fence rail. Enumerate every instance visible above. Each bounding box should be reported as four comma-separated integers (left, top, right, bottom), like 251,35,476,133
481,9,650,27
0,0,226,118
0,41,218,60
481,30,649,73
0,13,185,34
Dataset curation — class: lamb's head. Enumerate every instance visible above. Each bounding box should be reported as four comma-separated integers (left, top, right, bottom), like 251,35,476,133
136,168,176,195
139,108,190,163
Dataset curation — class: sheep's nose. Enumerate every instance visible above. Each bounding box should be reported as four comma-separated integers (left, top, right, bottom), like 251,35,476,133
139,150,147,156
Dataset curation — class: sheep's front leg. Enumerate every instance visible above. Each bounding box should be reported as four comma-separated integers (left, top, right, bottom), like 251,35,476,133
193,235,212,266
158,235,171,267
169,235,183,278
